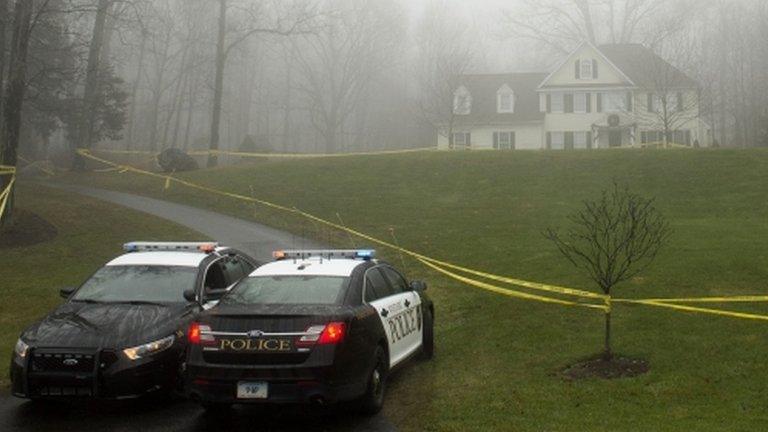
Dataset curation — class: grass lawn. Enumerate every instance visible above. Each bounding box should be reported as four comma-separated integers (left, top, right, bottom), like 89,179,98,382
59,149,768,431
0,184,205,386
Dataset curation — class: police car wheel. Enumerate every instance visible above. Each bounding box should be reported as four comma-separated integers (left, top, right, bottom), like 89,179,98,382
359,346,387,415
421,308,434,360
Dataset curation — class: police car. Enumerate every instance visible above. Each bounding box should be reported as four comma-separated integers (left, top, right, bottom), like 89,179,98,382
185,249,434,414
10,242,257,400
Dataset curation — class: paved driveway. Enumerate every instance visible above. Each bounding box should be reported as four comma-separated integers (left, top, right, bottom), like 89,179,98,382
0,184,396,432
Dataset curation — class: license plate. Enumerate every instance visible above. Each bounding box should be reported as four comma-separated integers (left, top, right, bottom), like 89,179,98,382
236,381,268,399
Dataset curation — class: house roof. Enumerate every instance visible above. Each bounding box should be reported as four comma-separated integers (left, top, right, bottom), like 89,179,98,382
598,43,698,89
453,72,547,125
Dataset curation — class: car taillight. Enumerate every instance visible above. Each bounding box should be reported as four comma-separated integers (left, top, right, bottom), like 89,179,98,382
296,322,346,347
318,322,346,345
187,322,215,345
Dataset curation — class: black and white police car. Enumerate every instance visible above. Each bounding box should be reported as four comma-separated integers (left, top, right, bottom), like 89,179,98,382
10,242,257,400
185,249,434,414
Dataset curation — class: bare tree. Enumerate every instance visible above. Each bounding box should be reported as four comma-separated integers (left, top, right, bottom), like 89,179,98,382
414,0,475,148
0,0,9,139
545,184,670,359
501,0,696,56
71,0,112,170
618,40,702,147
207,0,317,167
1,0,52,223
290,0,403,154
125,23,147,149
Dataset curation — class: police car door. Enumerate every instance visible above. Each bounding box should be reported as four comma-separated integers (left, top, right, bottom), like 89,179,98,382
379,265,423,359
364,266,421,367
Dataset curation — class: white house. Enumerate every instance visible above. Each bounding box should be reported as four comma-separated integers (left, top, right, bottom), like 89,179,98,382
437,42,712,150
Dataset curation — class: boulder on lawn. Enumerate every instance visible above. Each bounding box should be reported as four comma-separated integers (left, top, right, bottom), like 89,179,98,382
157,148,199,172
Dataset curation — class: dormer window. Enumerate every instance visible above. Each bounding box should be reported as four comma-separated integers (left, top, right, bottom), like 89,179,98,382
497,85,515,113
453,86,471,115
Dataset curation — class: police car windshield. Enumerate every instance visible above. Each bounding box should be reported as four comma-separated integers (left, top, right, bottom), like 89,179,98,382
221,275,349,305
72,265,197,303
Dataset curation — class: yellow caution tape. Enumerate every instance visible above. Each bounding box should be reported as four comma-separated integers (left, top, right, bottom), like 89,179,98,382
621,295,768,304
615,298,768,322
92,146,437,159
0,165,16,175
75,149,768,322
0,165,17,221
419,258,608,311
77,149,600,301
92,149,156,155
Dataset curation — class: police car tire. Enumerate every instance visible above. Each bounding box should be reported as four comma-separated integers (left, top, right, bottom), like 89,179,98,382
421,307,434,360
359,346,387,416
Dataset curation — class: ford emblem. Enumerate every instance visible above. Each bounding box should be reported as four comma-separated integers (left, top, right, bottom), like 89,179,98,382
247,330,264,338
63,358,79,366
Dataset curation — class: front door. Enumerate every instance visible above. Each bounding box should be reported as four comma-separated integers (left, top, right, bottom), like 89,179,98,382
609,130,622,147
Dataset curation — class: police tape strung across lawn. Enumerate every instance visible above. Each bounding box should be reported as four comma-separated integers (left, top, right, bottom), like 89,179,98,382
75,149,768,322
77,149,606,303
0,165,17,222
91,146,438,159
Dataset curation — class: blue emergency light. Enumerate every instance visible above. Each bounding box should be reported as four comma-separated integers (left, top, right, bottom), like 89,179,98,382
274,249,376,261
355,249,375,260
123,242,219,253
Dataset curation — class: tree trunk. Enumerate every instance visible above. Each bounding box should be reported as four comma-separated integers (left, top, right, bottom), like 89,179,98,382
207,0,227,168
603,310,612,360
126,29,147,150
72,0,111,171
182,73,195,150
147,88,163,151
575,0,596,44
282,49,292,152
324,111,338,154
0,0,9,143
147,33,170,152
1,0,34,225
163,42,190,149
170,72,189,148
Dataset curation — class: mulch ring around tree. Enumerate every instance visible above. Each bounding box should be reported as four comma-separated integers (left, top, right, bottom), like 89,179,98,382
563,354,649,380
0,208,58,248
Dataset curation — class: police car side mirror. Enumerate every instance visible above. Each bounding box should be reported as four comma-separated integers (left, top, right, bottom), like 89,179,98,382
59,286,76,299
410,280,427,292
204,288,228,302
183,289,197,302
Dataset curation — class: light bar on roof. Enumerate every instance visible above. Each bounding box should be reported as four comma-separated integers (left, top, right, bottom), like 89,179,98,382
273,249,376,260
123,242,219,253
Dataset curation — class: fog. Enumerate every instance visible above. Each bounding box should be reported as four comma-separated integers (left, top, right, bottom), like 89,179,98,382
1,0,767,168
3,2,768,428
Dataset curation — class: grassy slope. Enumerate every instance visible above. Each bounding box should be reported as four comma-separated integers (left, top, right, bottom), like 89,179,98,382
62,149,768,431
0,184,205,386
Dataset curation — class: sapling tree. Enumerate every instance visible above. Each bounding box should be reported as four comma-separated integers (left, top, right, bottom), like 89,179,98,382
545,183,670,360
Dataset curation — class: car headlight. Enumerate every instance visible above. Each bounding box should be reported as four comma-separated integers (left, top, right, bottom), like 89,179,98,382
14,339,29,359
123,335,175,360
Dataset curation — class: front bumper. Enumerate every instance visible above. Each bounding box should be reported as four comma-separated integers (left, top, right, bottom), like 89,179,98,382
10,346,181,400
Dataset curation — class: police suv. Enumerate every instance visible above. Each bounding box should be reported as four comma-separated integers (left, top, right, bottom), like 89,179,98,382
185,249,434,414
10,242,257,400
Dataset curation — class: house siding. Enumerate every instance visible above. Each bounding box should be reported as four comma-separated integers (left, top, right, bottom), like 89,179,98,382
542,44,631,87
437,124,544,150
436,42,712,151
